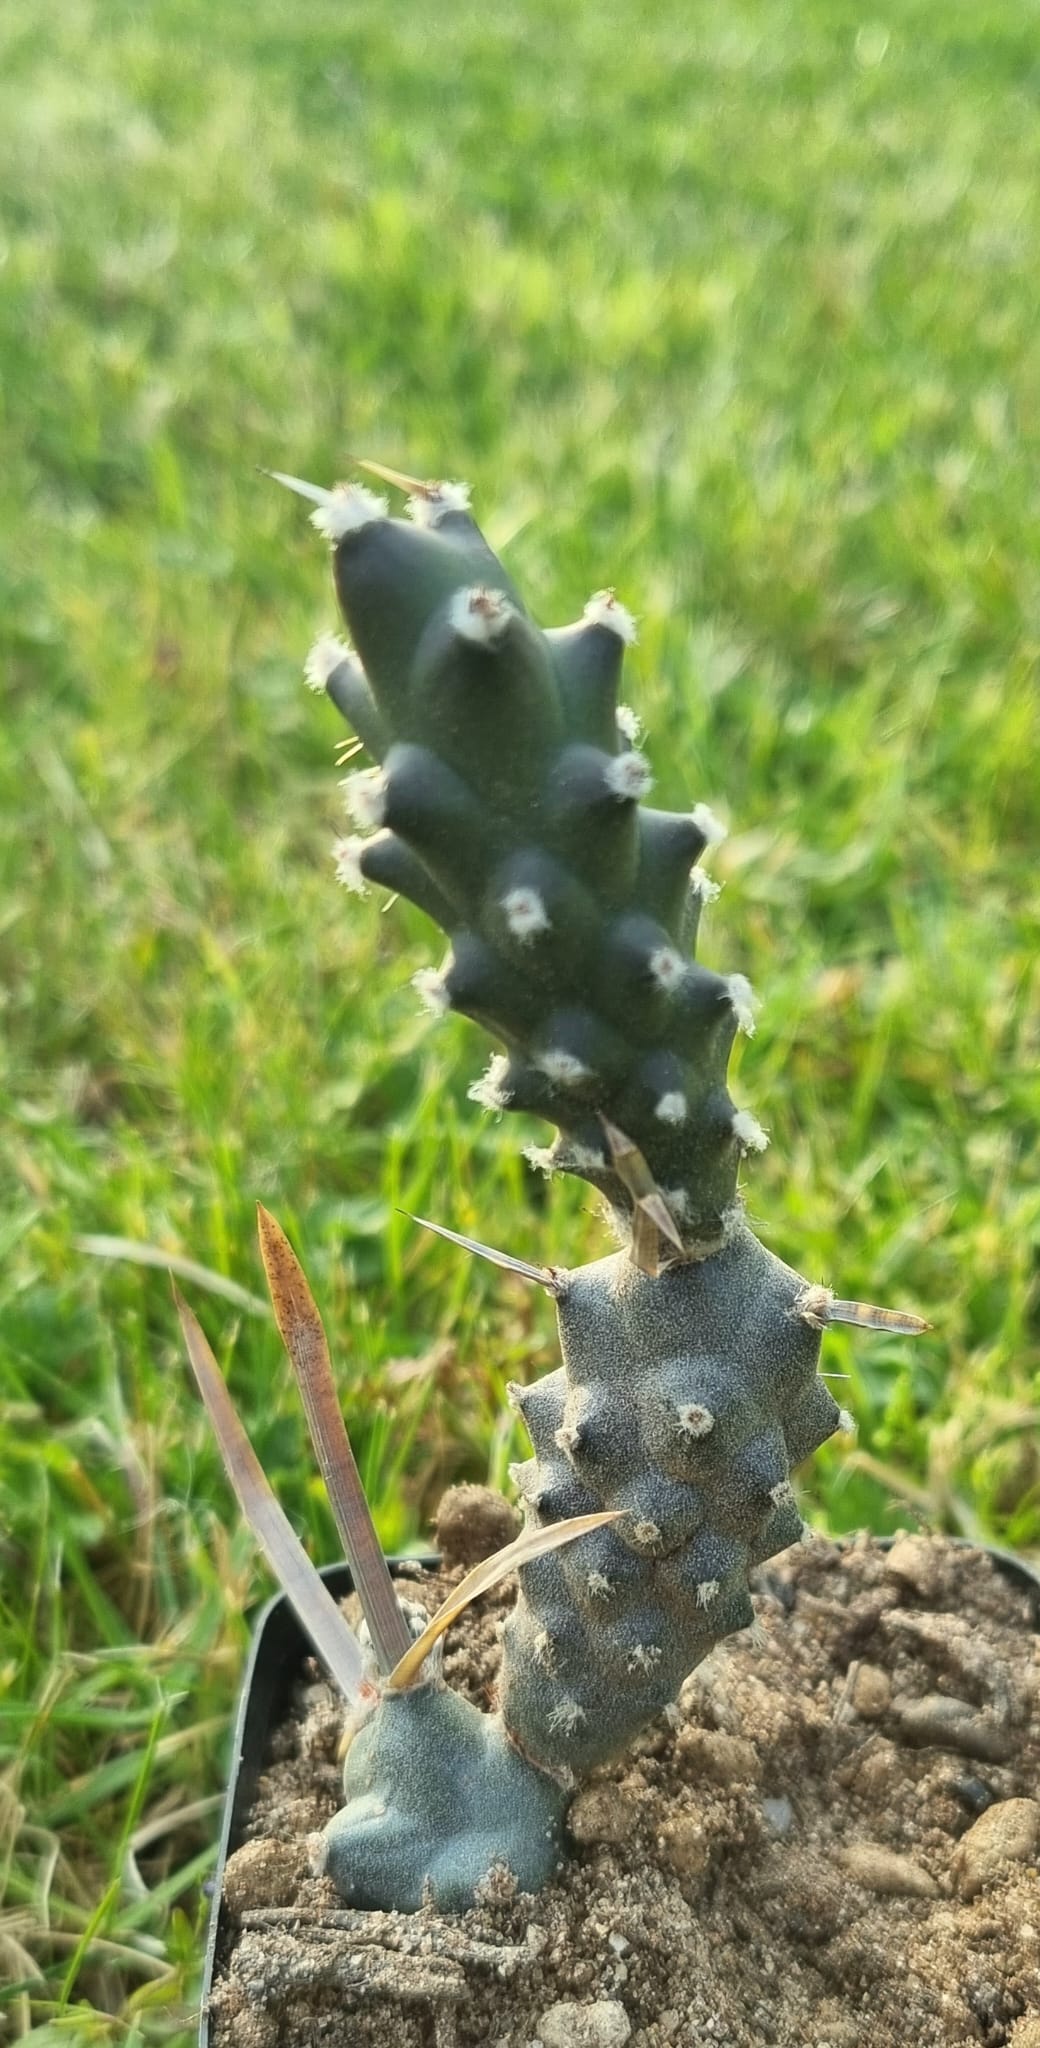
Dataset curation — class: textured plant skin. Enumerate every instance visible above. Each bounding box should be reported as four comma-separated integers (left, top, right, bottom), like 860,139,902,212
297,475,841,1904
322,1683,567,1911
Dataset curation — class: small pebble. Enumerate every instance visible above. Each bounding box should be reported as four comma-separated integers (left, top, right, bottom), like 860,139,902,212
838,1843,939,1898
850,1662,891,1718
892,1692,1014,1762
951,1797,1040,1899
537,1998,632,2048
884,1533,943,1600
950,1775,996,1816
761,1796,794,1837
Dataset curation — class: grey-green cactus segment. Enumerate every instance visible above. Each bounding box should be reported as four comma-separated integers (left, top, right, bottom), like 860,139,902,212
320,483,756,1248
320,1680,566,1912
499,1222,835,1771
297,475,845,1902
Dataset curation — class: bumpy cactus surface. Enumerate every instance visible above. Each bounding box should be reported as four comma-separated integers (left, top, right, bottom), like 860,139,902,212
270,468,858,1906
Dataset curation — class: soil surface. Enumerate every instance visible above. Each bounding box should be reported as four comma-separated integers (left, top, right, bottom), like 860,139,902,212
208,1520,1040,2048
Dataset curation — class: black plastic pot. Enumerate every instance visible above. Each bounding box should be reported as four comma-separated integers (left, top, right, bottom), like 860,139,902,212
198,1555,437,2048
197,1541,1040,2045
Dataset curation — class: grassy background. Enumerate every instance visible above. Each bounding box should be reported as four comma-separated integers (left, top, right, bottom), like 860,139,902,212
2,0,1039,2035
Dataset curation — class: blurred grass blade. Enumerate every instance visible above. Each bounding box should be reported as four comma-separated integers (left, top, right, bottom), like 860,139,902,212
405,1210,562,1294
77,1235,270,1317
386,1509,622,1691
172,1282,374,1707
255,1205,412,1676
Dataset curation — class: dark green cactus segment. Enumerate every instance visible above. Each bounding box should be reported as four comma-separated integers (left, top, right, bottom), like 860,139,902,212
324,650,390,761
357,831,455,930
321,491,759,1239
331,514,523,719
543,620,626,752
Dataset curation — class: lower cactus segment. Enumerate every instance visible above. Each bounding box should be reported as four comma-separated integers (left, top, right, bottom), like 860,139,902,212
501,1222,837,1772
320,1681,567,1911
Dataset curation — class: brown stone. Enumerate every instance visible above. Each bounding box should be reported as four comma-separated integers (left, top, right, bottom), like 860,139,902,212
952,1797,1040,1898
839,1843,938,1898
884,1533,944,1600
850,1662,891,1718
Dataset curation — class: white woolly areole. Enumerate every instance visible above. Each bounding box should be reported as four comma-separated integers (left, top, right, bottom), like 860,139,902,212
536,1047,592,1087
726,973,760,1035
838,1408,857,1437
310,483,389,541
507,1459,538,1501
523,1144,557,1177
770,1480,797,1509
448,585,515,644
616,703,642,744
604,750,653,801
341,768,387,829
649,945,685,992
690,865,722,903
732,1108,769,1154
563,1142,607,1173
692,802,727,846
795,1284,834,1331
676,1402,714,1439
412,968,450,1017
304,633,351,691
628,1642,662,1673
501,886,550,941
331,836,368,895
654,1090,688,1125
549,1697,586,1734
586,1570,614,1599
406,480,472,527
468,1055,512,1112
696,1579,719,1608
661,1185,692,1222
583,589,638,644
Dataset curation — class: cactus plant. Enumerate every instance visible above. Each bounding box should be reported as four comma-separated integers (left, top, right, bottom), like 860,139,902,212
181,464,928,1916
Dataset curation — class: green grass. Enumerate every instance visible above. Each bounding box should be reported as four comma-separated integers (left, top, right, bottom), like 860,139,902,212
2,0,1039,2033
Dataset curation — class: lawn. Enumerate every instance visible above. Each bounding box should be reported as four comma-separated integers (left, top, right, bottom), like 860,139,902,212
1,0,1038,2036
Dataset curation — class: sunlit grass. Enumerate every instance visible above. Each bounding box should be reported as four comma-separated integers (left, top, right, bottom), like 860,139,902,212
2,0,1038,2033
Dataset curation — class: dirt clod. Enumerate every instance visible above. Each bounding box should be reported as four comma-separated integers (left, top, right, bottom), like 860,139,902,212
568,1785,640,1845
433,1484,521,1567
536,1998,632,2047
